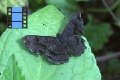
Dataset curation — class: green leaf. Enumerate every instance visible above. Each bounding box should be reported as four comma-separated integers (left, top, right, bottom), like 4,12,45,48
0,5,101,80
84,16,113,51
0,0,28,14
1,54,25,80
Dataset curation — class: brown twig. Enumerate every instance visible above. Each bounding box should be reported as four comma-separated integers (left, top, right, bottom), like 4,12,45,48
101,0,118,23
96,52,120,62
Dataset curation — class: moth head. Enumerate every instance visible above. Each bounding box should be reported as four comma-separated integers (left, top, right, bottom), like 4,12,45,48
22,35,37,52
22,35,35,45
71,12,84,35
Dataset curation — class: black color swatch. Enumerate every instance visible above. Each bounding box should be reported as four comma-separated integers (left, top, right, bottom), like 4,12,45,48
22,12,86,64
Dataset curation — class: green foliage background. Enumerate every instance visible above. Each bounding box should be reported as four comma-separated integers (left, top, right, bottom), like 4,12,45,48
0,0,120,80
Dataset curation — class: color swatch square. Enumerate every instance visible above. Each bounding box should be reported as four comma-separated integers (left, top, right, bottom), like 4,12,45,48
12,22,22,28
12,7,22,12
12,13,22,21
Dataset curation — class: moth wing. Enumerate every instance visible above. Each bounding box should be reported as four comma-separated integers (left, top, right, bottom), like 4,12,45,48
22,35,69,64
45,37,69,64
22,35,48,55
64,36,86,56
62,12,84,36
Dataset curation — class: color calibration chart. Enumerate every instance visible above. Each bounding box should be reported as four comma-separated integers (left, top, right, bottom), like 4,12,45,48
7,7,28,28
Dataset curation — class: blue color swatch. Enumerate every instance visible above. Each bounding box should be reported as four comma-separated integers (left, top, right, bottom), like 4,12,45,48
12,13,22,21
12,7,22,12
12,22,22,28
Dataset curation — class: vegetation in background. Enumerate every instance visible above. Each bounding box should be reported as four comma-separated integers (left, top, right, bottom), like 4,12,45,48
0,0,120,80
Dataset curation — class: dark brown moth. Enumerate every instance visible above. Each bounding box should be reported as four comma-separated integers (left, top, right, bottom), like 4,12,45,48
22,12,86,64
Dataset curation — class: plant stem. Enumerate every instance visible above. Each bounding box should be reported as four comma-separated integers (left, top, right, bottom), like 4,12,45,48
97,52,120,62
101,0,118,23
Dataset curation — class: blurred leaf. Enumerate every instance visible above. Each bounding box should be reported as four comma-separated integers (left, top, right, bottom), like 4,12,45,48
1,54,25,80
84,15,113,51
0,23,6,36
115,5,120,18
115,19,120,27
0,13,3,19
115,4,120,27
76,0,91,1
33,0,43,4
28,0,45,13
46,0,80,19
0,0,28,14
107,59,120,75
46,0,79,11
